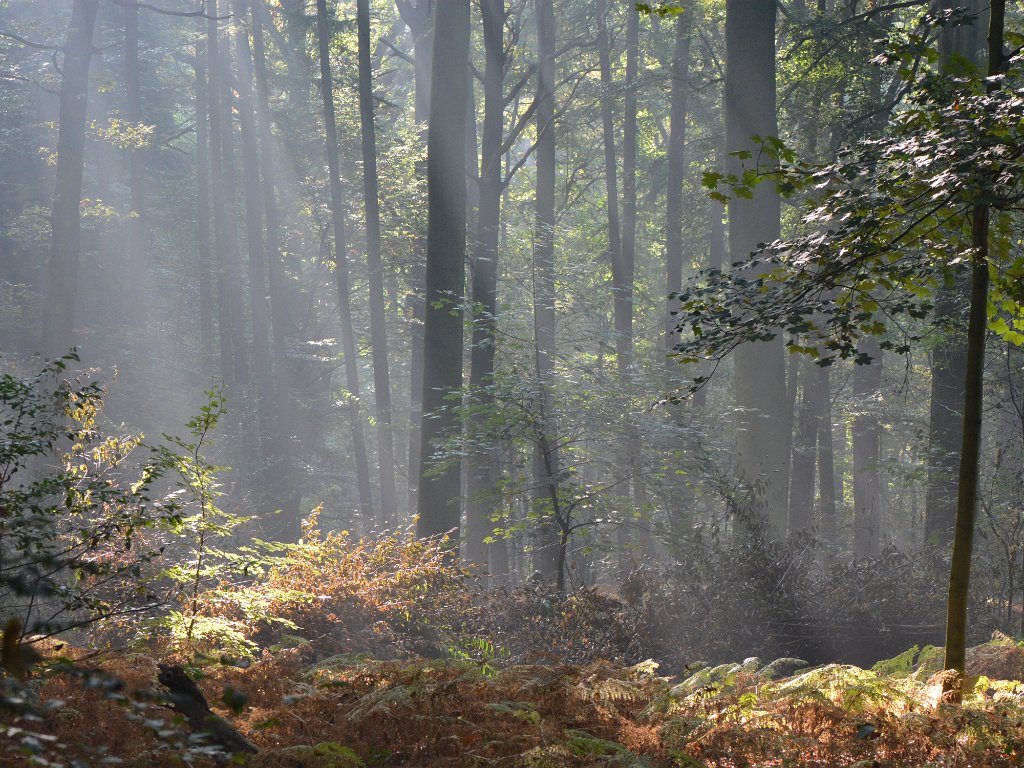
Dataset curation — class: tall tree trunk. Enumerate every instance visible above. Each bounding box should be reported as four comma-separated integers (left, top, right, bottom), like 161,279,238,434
251,0,293,402
725,0,789,535
664,12,690,356
357,0,400,526
852,339,883,559
315,0,376,523
465,0,506,570
815,364,837,550
531,0,560,579
397,0,434,517
42,0,100,357
123,0,147,326
233,0,298,537
416,0,470,542
944,0,1002,694
925,0,986,549
789,359,820,531
204,2,234,386
194,37,215,373
209,0,251,394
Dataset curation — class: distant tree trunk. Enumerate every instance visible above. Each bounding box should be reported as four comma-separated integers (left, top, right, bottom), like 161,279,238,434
123,0,147,326
233,0,298,537
251,0,293,401
925,0,985,549
852,339,882,559
357,0,400,526
209,0,250,392
816,364,837,549
531,0,560,579
465,0,506,570
204,3,234,384
664,12,690,356
620,4,637,376
725,0,789,535
315,0,375,523
42,0,100,357
789,359,821,532
396,0,433,517
193,37,215,372
944,0,1002,695
416,0,470,542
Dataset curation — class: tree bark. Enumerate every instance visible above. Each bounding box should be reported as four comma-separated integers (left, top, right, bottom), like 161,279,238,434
397,0,433,517
531,0,560,579
315,0,376,523
852,338,883,559
416,0,470,542
925,0,986,549
193,36,215,374
357,0,400,526
465,0,506,570
42,0,101,357
944,0,1002,694
664,13,691,355
725,0,789,535
123,0,148,327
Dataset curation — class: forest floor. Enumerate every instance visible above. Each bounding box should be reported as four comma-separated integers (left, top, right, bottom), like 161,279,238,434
6,637,1024,767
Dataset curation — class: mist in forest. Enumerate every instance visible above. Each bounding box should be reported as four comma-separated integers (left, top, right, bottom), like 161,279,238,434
1,0,1023,671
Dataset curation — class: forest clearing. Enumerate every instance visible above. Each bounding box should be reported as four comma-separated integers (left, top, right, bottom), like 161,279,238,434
2,0,1024,764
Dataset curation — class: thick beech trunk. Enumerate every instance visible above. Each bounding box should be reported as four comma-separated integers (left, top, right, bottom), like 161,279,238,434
725,0,789,534
416,0,470,542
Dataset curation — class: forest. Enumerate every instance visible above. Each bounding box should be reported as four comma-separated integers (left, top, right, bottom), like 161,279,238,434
1,0,1024,764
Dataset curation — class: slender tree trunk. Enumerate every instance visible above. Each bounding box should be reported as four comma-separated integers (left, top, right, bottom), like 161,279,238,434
205,2,234,386
852,339,882,559
315,0,376,523
356,0,400,526
416,0,470,542
233,0,298,537
816,364,837,551
789,358,821,531
725,0,789,535
531,0,560,578
925,0,985,549
944,0,1002,693
251,0,293,401
397,0,433,517
465,0,506,570
123,0,147,325
664,13,690,355
194,37,215,373
42,0,100,357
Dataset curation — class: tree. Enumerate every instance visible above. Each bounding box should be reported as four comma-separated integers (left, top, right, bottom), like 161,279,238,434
724,0,790,535
315,0,376,523
416,0,471,542
356,0,401,525
42,0,101,357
